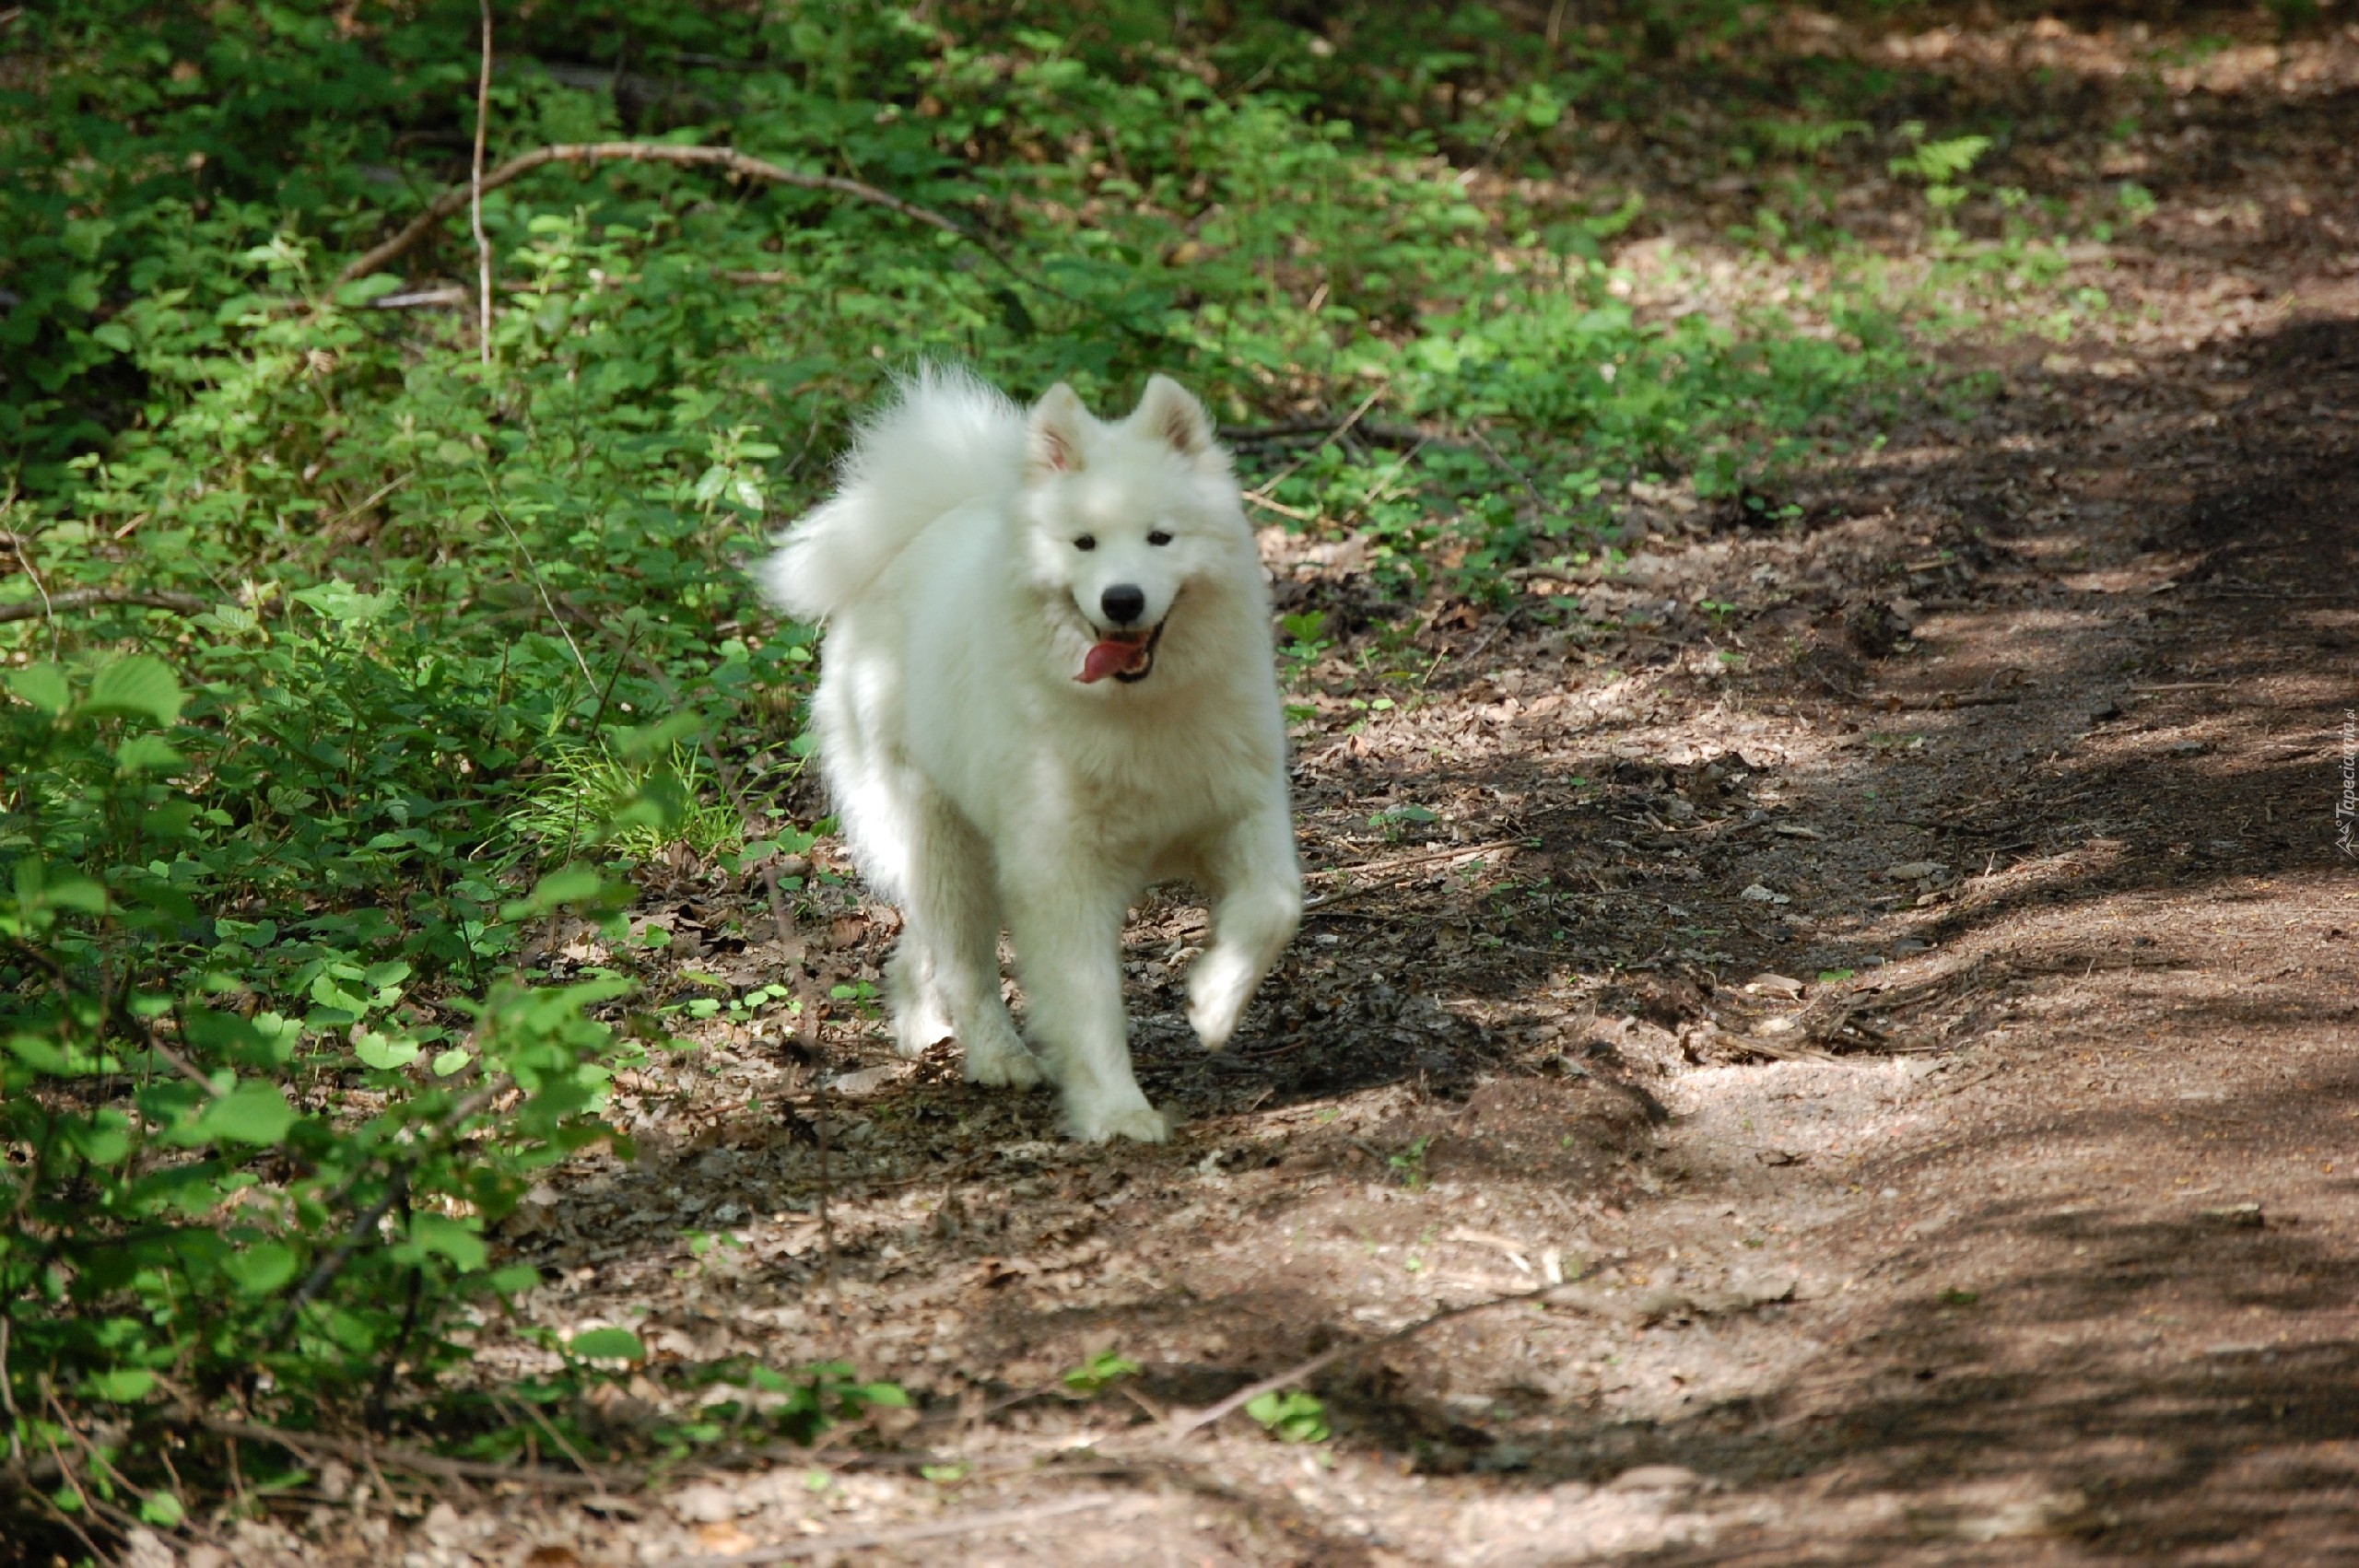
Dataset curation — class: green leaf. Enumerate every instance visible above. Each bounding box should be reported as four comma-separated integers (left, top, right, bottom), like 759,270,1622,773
185,1006,293,1069
355,1032,422,1071
311,971,370,1014
488,1264,543,1295
116,733,186,774
6,663,71,715
500,864,604,921
568,1328,647,1362
613,710,702,761
140,1492,187,1528
192,1079,298,1146
431,1046,474,1077
408,1212,487,1271
63,1113,134,1167
334,273,405,307
1244,1389,1330,1442
85,655,185,724
290,579,397,626
90,1367,156,1402
1062,1351,1143,1393
223,1241,299,1295
363,959,413,989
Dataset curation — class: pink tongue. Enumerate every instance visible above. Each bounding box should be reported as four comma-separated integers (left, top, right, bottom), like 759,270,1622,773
1078,639,1147,684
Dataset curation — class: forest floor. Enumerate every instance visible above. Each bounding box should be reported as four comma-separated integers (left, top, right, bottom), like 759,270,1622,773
182,10,2357,1568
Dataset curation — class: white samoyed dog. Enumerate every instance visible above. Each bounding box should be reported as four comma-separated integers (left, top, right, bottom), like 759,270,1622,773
757,369,1302,1142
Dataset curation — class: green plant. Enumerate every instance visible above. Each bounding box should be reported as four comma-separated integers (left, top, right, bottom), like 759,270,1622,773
1062,1351,1144,1395
1389,1135,1435,1189
2,654,636,1529
1245,1389,1331,1443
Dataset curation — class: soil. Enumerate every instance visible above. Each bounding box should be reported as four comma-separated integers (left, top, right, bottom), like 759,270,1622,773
160,10,2359,1567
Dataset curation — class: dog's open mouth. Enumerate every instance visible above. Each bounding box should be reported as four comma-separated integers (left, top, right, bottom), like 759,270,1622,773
1077,620,1165,685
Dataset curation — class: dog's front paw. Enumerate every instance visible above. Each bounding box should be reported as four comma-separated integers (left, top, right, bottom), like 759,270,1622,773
1065,1093,1173,1144
1186,956,1256,1052
966,1036,1048,1089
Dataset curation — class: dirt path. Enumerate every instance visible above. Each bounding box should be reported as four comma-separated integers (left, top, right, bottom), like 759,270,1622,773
231,15,2359,1568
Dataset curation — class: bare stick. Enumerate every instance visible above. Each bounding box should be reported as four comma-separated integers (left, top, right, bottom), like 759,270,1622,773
1240,386,1383,506
662,1492,1120,1566
1164,1260,1627,1440
1302,837,1519,884
472,0,494,365
1300,840,1520,914
336,143,976,287
0,586,211,625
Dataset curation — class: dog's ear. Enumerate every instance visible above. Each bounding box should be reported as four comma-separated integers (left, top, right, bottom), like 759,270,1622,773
1133,374,1214,459
1027,382,1089,477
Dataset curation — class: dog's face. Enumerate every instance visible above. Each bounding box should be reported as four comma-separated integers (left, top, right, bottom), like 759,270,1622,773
1021,376,1246,688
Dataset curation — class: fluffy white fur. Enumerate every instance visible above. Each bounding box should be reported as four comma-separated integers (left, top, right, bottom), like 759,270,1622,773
757,368,1302,1142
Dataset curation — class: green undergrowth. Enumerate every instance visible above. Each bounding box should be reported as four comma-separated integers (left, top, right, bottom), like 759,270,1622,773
0,0,2112,1550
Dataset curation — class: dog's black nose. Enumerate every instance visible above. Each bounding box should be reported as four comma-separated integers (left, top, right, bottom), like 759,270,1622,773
1100,583,1146,626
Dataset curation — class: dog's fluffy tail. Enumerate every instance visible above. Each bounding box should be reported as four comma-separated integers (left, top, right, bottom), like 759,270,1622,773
757,365,1023,622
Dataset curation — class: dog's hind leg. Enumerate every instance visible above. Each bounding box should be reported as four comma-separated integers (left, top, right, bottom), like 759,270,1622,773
1004,866,1168,1143
1185,798,1303,1052
903,793,1042,1089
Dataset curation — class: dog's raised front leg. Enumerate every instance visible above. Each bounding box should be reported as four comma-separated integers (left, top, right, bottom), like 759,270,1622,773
1187,798,1302,1052
1004,868,1167,1143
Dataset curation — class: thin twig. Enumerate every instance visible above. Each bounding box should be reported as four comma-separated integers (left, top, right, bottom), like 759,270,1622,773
472,0,494,366
0,480,57,658
486,498,597,687
660,1492,1121,1566
335,142,978,287
1335,436,1429,530
1240,387,1384,506
1464,424,1548,512
322,473,412,532
1300,840,1519,913
269,1172,408,1347
1219,419,1438,449
1302,838,1520,884
1164,1261,1627,1440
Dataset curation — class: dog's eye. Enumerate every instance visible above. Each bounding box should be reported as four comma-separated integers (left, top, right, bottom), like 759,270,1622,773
1147,530,1173,546
1074,534,1097,552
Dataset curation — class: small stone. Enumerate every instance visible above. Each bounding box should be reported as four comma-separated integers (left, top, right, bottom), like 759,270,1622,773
824,1062,912,1096
1744,973,1805,997
1606,1464,1702,1494
669,1482,741,1524
2198,1202,2263,1228
1741,883,1790,905
1883,861,1949,882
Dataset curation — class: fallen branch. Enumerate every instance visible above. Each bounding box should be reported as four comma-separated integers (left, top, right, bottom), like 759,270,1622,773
1299,839,1520,913
663,1492,1120,1565
335,142,977,287
0,587,209,624
1303,837,1520,884
1163,1259,1628,1440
